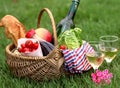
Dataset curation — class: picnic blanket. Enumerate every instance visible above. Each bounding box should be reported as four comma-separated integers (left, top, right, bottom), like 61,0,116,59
62,41,94,73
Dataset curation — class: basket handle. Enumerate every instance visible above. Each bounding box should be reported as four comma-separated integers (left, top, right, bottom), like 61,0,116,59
37,8,58,46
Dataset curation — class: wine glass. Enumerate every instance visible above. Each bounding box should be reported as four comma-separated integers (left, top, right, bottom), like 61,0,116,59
99,35,119,63
86,41,105,70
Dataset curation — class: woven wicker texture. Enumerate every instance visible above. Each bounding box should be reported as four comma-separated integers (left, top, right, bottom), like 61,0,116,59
5,8,64,81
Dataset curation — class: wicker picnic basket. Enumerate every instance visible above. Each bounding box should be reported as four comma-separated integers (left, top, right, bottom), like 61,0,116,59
5,8,64,81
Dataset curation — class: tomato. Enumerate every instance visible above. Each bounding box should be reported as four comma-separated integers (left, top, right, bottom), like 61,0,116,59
60,45,66,50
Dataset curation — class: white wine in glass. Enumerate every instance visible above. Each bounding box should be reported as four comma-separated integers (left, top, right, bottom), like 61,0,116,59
86,41,104,70
99,35,119,63
86,52,104,70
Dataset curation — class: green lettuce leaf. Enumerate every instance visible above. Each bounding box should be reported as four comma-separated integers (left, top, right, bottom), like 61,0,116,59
58,28,82,49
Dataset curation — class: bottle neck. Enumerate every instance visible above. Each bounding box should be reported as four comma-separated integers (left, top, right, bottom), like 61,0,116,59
66,0,80,20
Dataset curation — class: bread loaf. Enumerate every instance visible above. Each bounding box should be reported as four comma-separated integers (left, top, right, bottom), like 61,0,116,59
0,15,26,47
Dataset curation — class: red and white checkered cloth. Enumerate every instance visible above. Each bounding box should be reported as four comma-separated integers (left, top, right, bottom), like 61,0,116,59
62,41,94,73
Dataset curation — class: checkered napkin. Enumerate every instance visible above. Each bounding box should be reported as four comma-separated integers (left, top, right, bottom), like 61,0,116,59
61,41,94,73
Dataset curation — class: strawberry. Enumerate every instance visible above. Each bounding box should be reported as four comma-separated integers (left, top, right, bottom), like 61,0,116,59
25,29,36,38
33,42,39,49
25,40,33,48
18,47,25,53
18,40,39,53
29,48,34,52
23,47,30,52
20,43,25,48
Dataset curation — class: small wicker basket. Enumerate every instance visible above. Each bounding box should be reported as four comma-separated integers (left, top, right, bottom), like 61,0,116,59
5,8,64,81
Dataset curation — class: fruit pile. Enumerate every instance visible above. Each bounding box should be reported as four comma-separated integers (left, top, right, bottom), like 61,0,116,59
18,40,39,53
16,28,55,57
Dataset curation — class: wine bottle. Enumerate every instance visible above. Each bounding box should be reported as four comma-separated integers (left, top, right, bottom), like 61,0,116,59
56,0,80,37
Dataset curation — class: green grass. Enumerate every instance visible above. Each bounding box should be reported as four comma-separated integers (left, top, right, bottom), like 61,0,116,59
0,0,120,88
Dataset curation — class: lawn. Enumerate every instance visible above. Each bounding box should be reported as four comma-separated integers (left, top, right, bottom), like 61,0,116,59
0,0,120,88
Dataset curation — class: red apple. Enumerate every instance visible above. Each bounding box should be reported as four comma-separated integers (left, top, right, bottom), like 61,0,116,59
35,28,52,42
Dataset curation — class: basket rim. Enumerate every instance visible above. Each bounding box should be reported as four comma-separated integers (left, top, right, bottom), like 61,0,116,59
5,43,58,61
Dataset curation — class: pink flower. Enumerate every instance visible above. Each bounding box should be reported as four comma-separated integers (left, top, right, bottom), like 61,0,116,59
96,71,102,77
91,69,113,85
108,73,113,79
92,77,97,82
96,78,101,84
104,79,111,84
91,73,96,78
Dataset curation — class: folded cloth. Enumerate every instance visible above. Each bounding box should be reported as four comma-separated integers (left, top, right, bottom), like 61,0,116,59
62,41,94,73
